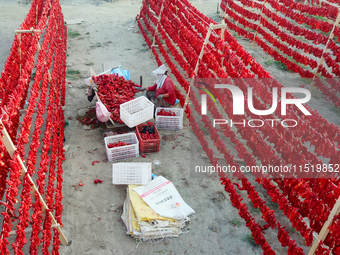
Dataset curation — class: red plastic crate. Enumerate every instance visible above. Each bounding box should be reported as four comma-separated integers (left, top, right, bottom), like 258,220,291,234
136,123,161,154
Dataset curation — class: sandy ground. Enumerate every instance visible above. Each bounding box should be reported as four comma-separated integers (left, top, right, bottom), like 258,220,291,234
1,0,340,254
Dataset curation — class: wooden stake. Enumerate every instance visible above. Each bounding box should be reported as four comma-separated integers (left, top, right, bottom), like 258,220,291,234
15,29,42,77
185,26,213,107
18,33,22,76
221,19,226,71
0,120,70,246
9,224,60,236
89,67,115,126
140,75,143,87
184,22,228,107
14,29,41,33
150,0,165,57
36,4,38,26
308,197,340,255
309,11,340,91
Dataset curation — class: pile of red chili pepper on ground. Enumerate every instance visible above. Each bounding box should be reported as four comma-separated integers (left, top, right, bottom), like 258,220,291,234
77,108,101,128
107,141,131,148
93,74,142,124
156,109,177,116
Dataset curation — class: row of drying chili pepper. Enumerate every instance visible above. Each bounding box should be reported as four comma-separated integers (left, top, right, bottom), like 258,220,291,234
220,0,340,109
143,0,340,253
0,1,67,253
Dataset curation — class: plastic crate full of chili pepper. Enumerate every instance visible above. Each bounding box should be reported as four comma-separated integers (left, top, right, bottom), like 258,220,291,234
136,122,161,154
155,107,183,130
104,133,139,162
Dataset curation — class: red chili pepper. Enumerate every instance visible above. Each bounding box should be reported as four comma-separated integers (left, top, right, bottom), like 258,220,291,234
157,109,176,116
92,161,100,165
79,183,84,186
107,141,131,148
94,179,104,184
141,154,146,158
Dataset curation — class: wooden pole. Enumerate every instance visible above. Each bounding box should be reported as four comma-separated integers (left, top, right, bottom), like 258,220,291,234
150,0,165,57
14,29,41,33
184,22,228,107
309,11,340,91
0,120,71,246
308,197,340,255
175,0,183,56
18,33,22,76
184,26,213,107
36,4,38,26
221,19,226,72
9,224,60,236
15,29,42,76
89,67,115,126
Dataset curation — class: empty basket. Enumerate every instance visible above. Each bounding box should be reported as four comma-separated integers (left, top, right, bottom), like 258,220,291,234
120,96,154,128
112,162,152,185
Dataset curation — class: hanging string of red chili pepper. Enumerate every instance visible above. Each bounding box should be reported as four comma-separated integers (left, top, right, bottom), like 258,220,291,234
140,0,340,252
220,0,340,109
0,0,66,253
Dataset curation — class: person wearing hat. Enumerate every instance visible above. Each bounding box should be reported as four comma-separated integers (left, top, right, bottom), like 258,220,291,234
141,64,177,108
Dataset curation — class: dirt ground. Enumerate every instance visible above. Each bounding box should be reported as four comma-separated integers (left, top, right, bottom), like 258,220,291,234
1,0,340,254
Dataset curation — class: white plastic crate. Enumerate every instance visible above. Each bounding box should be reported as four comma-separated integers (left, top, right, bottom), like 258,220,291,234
104,133,139,162
120,96,154,128
112,162,152,185
155,107,184,130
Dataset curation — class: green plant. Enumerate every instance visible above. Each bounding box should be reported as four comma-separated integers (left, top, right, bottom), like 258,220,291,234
85,62,94,66
66,69,81,80
274,61,289,71
67,69,81,75
91,42,102,48
86,32,90,35
243,234,259,247
249,202,261,214
267,197,279,210
229,218,242,227
107,41,113,44
264,60,274,66
68,31,81,38
330,105,340,117
289,228,296,234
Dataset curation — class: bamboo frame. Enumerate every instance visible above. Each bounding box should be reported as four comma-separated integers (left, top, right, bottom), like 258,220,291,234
15,29,42,76
184,23,228,107
308,197,340,254
150,0,165,57
0,120,70,246
309,11,340,91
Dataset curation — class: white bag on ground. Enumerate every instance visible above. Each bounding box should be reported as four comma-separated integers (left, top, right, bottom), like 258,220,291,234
133,176,195,220
96,101,111,122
